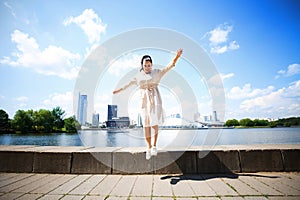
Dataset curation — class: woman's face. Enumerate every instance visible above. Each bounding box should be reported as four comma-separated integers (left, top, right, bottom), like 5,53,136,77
143,60,152,74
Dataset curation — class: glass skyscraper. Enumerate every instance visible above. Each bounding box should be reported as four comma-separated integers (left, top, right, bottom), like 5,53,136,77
107,105,118,121
77,93,88,125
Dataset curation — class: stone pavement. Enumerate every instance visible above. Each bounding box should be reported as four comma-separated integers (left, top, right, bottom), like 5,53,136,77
0,172,299,200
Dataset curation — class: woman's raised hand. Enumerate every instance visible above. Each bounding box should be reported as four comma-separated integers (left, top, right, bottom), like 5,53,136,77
176,49,183,58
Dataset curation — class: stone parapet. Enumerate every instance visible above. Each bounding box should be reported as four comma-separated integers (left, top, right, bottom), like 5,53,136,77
0,145,299,174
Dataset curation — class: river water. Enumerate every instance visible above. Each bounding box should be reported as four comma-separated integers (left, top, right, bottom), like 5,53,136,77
0,127,299,147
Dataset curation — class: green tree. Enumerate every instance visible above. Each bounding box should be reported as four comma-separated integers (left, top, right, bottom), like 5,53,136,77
269,121,277,128
239,118,254,127
225,119,240,127
33,109,54,133
52,107,65,131
12,110,34,133
64,116,79,133
0,109,11,133
253,119,269,126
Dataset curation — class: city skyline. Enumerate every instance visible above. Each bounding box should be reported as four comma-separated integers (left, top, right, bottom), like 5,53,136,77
1,1,299,122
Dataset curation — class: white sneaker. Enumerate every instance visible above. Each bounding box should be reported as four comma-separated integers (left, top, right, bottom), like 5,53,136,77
146,149,151,160
151,146,157,156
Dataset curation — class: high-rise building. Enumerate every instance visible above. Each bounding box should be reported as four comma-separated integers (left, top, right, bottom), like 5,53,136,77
92,113,99,127
77,93,88,125
213,110,218,122
137,113,143,127
107,105,118,121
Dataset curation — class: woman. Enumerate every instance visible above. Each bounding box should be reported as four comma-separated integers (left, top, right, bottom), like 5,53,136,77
113,49,183,159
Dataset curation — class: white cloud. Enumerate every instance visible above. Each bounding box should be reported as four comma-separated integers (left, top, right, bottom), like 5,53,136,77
63,9,107,44
43,92,73,117
209,24,232,44
0,30,81,79
239,80,300,117
276,63,300,78
227,83,275,100
13,96,29,108
108,54,140,77
208,23,240,54
3,1,17,19
14,96,29,102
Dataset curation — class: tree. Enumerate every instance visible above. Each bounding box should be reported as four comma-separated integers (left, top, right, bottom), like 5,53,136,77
253,119,269,126
239,118,254,127
33,109,54,133
64,116,79,133
12,110,34,133
225,119,239,127
52,107,65,131
0,109,10,133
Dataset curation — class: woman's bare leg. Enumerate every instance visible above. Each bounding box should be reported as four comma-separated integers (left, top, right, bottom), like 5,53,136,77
144,127,152,149
152,125,159,147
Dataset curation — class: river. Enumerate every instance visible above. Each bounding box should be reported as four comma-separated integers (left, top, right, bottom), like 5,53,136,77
0,127,299,147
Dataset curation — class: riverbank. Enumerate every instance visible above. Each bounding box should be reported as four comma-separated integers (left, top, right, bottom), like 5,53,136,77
0,144,299,174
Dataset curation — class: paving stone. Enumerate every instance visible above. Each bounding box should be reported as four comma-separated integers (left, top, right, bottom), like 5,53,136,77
69,175,105,195
130,175,152,197
109,175,136,197
254,173,300,196
106,196,128,200
0,173,47,193
60,195,85,200
38,194,64,200
170,177,195,197
152,175,173,197
278,173,300,190
16,193,43,199
0,173,33,188
238,175,283,196
89,175,121,196
0,173,19,182
152,198,174,200
13,174,60,193
30,174,76,194
268,197,300,200
243,197,268,200
197,198,220,200
0,192,24,200
130,197,151,200
83,195,108,200
184,175,217,196
202,175,238,196
221,197,243,200
222,176,261,195
49,175,91,195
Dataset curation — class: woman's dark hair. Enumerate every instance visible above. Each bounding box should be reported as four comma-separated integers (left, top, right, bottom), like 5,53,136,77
140,55,152,71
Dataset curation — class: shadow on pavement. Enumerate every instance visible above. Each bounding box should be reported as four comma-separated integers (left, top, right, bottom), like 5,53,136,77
160,173,280,185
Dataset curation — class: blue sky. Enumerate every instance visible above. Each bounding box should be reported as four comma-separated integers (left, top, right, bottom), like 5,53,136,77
0,0,299,122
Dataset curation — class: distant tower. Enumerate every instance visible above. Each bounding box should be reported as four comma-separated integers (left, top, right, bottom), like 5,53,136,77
137,113,143,127
77,93,88,125
92,113,99,127
213,111,218,122
107,105,118,121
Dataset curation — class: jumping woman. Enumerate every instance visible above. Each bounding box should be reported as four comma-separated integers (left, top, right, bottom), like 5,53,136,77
113,49,183,159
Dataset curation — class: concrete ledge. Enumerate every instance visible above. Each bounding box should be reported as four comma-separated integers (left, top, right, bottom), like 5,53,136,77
0,145,299,174
240,149,284,172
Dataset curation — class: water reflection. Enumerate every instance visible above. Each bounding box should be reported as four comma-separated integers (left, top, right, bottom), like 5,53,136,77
0,128,299,147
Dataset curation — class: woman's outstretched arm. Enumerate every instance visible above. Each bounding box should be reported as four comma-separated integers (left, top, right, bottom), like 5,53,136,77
113,79,137,94
161,49,183,76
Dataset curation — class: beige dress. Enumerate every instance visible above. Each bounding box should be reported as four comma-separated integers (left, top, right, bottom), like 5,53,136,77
121,64,174,127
